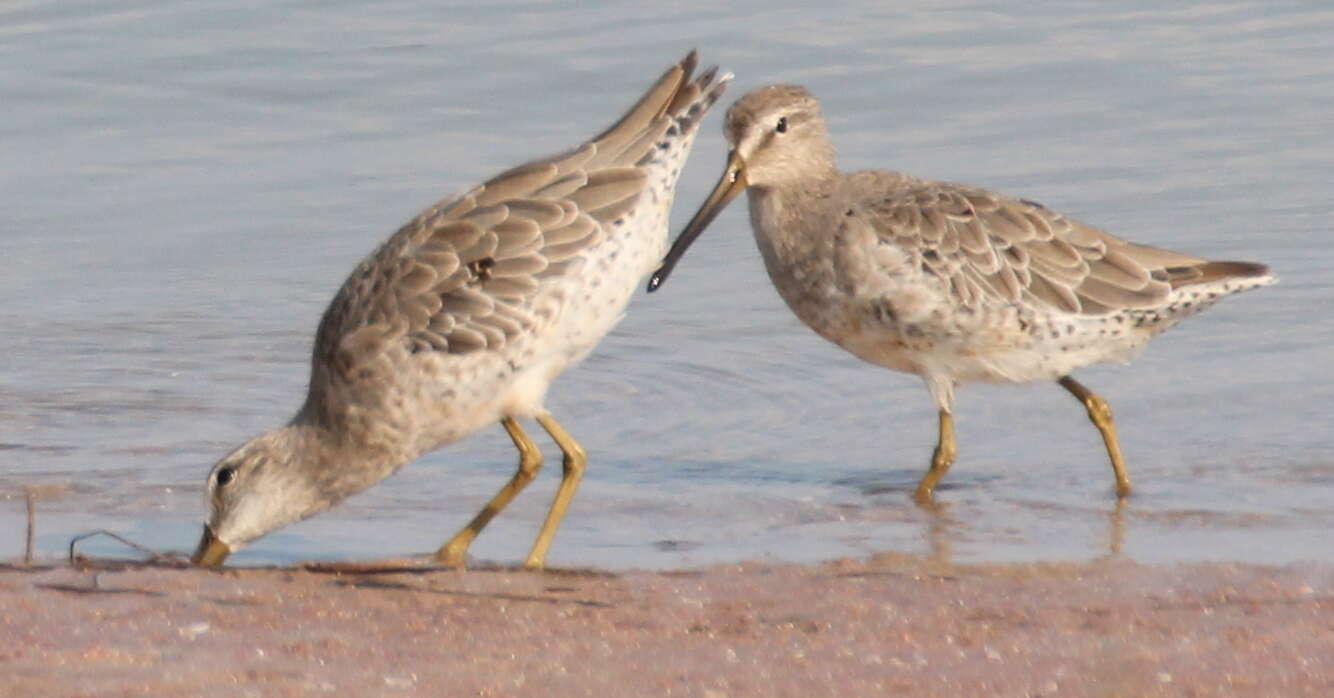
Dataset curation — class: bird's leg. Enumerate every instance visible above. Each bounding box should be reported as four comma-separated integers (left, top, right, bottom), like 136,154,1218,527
524,413,587,570
913,409,956,506
437,417,544,567
1058,375,1132,497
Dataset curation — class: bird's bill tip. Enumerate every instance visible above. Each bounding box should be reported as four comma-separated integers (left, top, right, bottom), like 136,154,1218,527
191,525,231,567
648,150,748,292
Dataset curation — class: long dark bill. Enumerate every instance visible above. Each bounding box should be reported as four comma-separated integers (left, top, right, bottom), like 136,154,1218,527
647,150,748,292
191,524,231,567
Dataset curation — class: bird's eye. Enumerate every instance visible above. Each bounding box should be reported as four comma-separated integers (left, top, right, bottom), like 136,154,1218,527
775,117,788,133
216,466,236,487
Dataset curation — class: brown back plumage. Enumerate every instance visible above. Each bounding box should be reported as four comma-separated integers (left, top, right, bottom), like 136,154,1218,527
860,177,1269,316
307,52,720,402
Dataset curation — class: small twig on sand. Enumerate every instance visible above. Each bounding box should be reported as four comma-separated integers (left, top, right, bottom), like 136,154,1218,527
24,489,36,566
67,530,187,566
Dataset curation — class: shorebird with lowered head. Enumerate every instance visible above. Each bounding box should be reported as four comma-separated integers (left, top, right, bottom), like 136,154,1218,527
192,52,730,568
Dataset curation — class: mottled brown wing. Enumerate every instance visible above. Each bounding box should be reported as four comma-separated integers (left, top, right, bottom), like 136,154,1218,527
311,52,706,387
861,180,1207,315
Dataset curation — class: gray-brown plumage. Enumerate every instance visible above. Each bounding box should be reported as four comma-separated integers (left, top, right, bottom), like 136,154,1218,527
650,84,1273,504
193,52,730,567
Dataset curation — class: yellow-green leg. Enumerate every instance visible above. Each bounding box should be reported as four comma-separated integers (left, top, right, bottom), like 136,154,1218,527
1059,375,1133,497
437,417,543,567
523,413,587,570
913,409,957,506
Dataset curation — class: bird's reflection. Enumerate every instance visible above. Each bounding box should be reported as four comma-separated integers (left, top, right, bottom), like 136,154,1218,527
908,489,1131,563
1106,496,1127,559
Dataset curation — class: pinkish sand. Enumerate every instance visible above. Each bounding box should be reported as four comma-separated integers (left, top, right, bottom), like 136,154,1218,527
3,553,1332,697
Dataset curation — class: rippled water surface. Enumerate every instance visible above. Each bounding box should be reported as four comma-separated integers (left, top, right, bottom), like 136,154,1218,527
3,1,1331,568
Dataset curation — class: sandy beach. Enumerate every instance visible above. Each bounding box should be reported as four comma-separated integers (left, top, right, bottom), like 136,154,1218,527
4,553,1331,697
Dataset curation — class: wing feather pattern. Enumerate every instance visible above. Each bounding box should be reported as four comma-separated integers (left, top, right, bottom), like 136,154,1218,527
852,179,1214,316
311,51,720,397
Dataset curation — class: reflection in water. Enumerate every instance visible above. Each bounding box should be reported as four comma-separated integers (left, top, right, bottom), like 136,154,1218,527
924,501,955,566
917,496,1125,565
1107,498,1127,559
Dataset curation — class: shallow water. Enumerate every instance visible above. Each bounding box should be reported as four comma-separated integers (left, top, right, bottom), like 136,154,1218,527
3,0,1331,569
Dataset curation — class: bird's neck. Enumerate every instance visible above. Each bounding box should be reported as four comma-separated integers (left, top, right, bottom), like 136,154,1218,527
748,172,839,247
284,412,408,498
746,180,841,314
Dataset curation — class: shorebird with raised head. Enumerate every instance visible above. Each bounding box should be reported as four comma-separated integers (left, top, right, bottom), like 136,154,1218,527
649,84,1273,505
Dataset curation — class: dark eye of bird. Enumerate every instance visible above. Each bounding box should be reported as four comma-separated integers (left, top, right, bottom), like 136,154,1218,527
775,116,788,133
216,466,236,487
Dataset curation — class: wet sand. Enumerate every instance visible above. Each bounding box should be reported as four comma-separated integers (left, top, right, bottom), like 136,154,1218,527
3,553,1331,696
